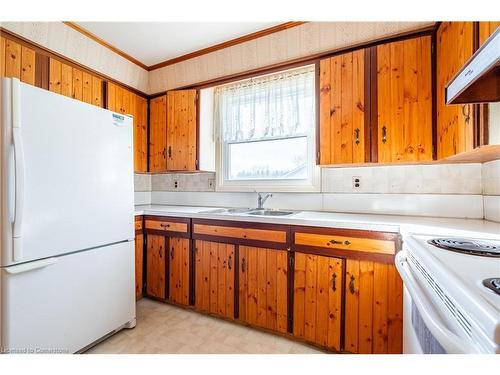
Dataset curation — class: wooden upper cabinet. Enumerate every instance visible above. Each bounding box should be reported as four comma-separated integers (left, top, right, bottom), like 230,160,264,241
166,90,198,171
194,240,235,319
107,82,148,172
149,95,168,172
377,35,433,163
49,58,103,106
238,246,288,334
293,252,343,351
319,49,366,165
1,37,36,86
437,22,475,159
479,21,500,46
344,259,403,354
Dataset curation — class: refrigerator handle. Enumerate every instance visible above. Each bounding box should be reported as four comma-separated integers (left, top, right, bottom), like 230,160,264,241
4,257,58,275
11,78,25,262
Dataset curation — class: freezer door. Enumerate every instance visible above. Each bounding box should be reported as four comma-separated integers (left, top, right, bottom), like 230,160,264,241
0,241,135,354
1,78,134,266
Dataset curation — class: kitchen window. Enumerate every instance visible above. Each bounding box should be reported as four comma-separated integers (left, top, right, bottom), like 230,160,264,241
214,64,320,192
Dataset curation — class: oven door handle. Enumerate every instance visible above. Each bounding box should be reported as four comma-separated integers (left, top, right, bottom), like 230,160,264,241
395,251,470,354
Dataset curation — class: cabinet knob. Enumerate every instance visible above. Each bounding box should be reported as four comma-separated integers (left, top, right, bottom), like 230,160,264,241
354,128,360,145
228,255,232,270
241,257,246,273
170,248,174,259
382,126,388,144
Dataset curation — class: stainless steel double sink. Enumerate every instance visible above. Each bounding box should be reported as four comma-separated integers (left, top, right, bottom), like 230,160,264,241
200,207,295,217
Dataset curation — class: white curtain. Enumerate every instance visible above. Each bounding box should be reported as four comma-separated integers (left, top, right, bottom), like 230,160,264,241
214,65,315,143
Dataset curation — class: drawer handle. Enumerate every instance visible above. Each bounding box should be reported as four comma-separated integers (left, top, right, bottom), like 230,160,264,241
331,272,337,292
462,104,471,124
228,255,232,270
168,145,172,159
241,257,246,273
349,275,356,294
160,223,171,228
329,239,351,246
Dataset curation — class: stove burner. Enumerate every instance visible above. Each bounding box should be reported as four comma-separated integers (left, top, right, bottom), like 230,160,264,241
483,278,500,296
428,238,500,257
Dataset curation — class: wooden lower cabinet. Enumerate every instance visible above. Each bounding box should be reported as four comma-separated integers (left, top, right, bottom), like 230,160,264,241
168,237,190,305
293,252,343,351
238,246,288,334
344,259,403,354
146,234,166,299
135,232,144,299
194,240,235,319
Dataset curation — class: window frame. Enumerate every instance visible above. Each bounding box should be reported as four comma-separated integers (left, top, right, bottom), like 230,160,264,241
214,64,320,192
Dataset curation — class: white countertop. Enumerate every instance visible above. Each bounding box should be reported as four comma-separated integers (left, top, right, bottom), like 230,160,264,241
135,204,500,239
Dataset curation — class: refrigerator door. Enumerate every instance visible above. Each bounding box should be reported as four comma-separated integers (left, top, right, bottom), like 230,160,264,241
1,78,134,266
0,241,135,353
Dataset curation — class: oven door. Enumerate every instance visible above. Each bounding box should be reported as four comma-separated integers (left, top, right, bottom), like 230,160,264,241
396,251,471,354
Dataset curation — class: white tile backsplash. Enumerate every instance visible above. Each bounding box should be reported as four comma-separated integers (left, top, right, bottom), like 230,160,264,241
321,164,482,194
134,174,152,192
482,160,500,196
135,162,493,220
484,196,500,222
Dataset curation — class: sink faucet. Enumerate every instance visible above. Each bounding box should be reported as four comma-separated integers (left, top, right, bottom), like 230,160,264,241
257,192,273,209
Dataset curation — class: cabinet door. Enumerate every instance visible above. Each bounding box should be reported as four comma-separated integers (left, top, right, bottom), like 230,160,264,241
146,234,166,299
377,35,433,163
166,90,198,171
238,246,288,333
149,95,167,172
194,240,235,319
1,37,36,86
437,22,475,158
135,232,144,299
134,96,148,172
293,252,343,351
479,21,500,46
344,259,403,354
168,237,190,306
319,49,366,164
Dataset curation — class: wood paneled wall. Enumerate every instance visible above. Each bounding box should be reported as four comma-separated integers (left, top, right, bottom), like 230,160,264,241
479,21,500,46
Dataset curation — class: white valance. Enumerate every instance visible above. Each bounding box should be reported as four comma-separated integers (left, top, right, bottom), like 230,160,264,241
214,65,315,143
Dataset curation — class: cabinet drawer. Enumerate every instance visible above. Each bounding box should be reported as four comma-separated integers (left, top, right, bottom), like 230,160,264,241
145,218,188,234
193,223,287,244
135,217,143,231
294,232,395,255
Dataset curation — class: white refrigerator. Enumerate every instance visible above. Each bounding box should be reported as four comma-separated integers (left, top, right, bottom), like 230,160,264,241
0,78,136,354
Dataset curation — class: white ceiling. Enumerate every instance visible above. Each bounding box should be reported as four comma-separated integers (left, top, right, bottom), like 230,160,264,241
75,22,281,67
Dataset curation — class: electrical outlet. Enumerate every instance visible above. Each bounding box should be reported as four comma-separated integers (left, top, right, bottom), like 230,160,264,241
173,179,180,190
352,176,361,190
208,179,215,190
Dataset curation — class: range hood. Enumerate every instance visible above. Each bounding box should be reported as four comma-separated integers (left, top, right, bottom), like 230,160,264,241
446,27,500,104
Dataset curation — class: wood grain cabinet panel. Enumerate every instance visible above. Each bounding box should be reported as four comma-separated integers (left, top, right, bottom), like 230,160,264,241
145,219,188,234
135,217,144,299
49,58,102,106
377,35,433,163
149,95,168,172
238,246,288,334
166,90,198,171
344,259,403,354
437,22,475,158
293,252,343,351
146,234,166,300
168,237,190,306
107,82,148,172
319,49,366,165
194,240,235,319
479,21,500,46
193,223,287,244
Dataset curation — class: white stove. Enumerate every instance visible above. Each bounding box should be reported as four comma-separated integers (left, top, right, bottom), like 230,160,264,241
396,234,500,354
